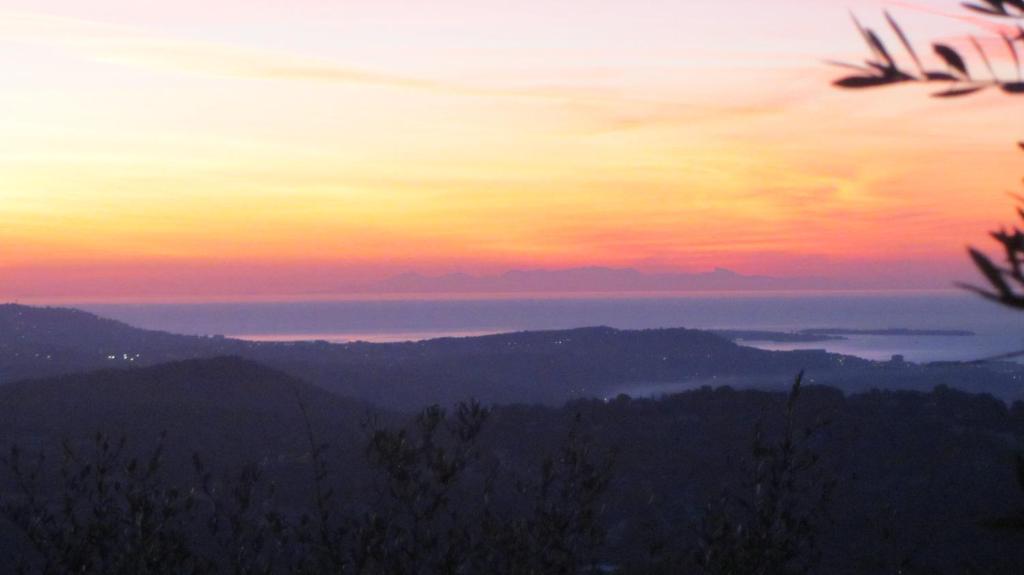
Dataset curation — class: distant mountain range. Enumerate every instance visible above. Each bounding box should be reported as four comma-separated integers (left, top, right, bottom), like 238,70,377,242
363,267,838,293
4,304,1024,410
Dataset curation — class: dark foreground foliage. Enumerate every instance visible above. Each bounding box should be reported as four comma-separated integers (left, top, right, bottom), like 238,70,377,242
0,401,618,575
0,376,843,575
3,362,1024,573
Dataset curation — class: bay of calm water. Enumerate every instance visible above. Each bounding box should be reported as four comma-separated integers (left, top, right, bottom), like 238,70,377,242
78,292,1024,364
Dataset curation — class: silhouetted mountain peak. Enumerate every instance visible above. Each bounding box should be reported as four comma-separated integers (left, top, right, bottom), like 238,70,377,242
366,267,821,293
2,302,130,329
0,302,165,343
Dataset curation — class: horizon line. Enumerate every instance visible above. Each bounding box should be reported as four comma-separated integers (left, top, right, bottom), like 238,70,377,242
3,287,969,307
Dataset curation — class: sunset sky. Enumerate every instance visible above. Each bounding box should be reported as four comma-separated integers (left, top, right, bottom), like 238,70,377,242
1,0,1022,300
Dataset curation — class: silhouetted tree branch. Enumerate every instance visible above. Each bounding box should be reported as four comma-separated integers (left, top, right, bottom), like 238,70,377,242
833,7,1024,98
834,4,1024,315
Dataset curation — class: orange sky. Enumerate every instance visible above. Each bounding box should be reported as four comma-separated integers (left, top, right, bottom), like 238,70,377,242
1,1,1022,300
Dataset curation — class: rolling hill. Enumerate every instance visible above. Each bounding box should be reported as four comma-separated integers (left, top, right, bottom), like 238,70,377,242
3,304,1024,409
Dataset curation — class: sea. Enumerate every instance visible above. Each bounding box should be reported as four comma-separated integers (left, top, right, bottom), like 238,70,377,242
77,291,1024,364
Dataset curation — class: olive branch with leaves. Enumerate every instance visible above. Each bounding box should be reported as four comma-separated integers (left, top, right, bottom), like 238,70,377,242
831,5,1024,97
832,2,1024,317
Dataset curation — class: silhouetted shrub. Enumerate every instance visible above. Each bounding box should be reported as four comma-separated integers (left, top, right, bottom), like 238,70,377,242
692,374,833,575
1,401,616,574
1,434,204,574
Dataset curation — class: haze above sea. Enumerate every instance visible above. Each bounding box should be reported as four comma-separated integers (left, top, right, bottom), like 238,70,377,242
75,291,1024,364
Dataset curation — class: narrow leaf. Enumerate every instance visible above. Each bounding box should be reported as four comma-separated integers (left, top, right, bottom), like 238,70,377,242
962,4,1006,16
886,12,923,75
834,75,902,88
851,13,895,69
851,13,877,58
935,44,970,77
824,59,873,72
969,247,1012,297
867,29,895,68
867,61,893,74
1003,33,1021,81
932,86,987,97
971,36,998,81
956,282,1004,305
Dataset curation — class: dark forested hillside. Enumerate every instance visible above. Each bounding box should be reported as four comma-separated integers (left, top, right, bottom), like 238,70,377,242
1,357,1023,573
0,357,375,478
0,304,241,382
4,304,1024,409
518,386,1024,573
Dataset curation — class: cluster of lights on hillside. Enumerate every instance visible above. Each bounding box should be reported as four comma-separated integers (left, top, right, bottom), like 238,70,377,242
106,353,141,362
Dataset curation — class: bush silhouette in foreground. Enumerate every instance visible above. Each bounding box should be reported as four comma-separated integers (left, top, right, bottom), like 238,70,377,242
0,400,622,574
0,381,844,574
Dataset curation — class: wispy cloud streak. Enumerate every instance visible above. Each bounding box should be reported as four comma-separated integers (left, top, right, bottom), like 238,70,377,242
0,10,633,103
